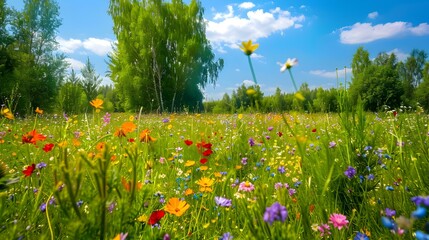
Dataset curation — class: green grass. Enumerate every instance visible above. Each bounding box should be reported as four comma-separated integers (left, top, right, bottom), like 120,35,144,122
0,110,428,239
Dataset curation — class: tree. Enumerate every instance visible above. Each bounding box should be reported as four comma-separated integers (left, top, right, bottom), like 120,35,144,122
81,57,102,104
415,62,429,111
108,0,223,112
4,0,66,113
57,69,85,114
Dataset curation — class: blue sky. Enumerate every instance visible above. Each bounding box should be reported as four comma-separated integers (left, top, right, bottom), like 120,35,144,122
8,0,429,100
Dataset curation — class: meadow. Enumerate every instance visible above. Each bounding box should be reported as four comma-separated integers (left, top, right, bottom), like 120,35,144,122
0,102,429,240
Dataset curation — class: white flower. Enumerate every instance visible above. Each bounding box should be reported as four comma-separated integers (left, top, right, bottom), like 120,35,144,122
280,58,298,72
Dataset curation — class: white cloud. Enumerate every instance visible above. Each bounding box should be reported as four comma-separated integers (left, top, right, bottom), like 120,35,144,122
368,11,378,19
206,6,305,50
387,48,409,62
251,53,263,59
214,5,234,20
309,68,352,79
242,80,255,86
65,58,85,70
57,37,115,56
238,2,255,10
340,21,429,44
409,23,429,35
82,38,114,56
57,37,82,53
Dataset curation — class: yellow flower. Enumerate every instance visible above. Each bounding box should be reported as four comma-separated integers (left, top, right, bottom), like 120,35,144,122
246,89,256,96
294,92,305,101
197,177,214,192
35,107,43,115
200,166,208,171
90,98,104,109
280,58,298,72
165,198,190,217
240,40,259,56
184,160,196,167
0,107,14,120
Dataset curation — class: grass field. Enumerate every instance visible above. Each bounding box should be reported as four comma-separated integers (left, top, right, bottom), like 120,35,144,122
1,106,429,239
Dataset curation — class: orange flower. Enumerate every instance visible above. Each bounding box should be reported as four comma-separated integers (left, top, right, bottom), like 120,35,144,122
0,107,14,120
114,122,136,137
139,129,156,143
22,130,46,144
90,98,104,109
165,197,190,217
35,107,43,114
121,177,143,192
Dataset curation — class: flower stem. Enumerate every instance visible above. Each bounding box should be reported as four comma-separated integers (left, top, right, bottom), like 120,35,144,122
247,55,258,85
288,69,298,91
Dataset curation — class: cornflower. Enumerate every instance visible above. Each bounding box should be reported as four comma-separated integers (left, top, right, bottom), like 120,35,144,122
263,202,288,225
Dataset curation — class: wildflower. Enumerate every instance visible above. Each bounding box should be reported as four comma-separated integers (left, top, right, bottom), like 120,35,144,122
202,149,213,156
241,157,248,165
36,162,47,169
199,158,208,164
184,139,193,146
165,198,190,217
329,213,349,230
274,182,283,190
23,164,36,177
248,138,255,147
121,177,142,192
318,224,331,237
411,206,427,219
280,58,298,72
42,143,54,153
113,232,128,240
219,232,233,240
385,186,394,191
328,141,336,148
197,177,214,192
263,202,288,225
39,202,47,212
102,112,111,126
148,210,165,226
215,196,232,207
22,130,46,144
415,230,429,240
139,129,156,143
344,166,356,179
163,233,171,240
354,232,370,240
239,40,259,56
238,181,255,192
381,216,395,230
0,107,14,119
115,122,137,137
278,166,286,174
89,98,103,109
385,208,396,218
35,107,43,115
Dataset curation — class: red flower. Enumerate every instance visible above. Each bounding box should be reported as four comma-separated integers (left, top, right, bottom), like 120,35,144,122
127,138,135,143
311,128,317,133
43,143,54,152
148,210,165,225
196,141,212,150
202,149,213,157
277,132,283,137
393,111,397,117
184,139,193,146
23,164,36,177
200,158,208,164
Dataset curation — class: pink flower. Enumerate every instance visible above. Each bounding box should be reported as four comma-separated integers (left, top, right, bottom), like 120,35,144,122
329,213,349,230
238,181,255,192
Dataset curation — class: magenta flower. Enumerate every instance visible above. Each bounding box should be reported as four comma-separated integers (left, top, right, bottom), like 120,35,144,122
329,213,349,230
238,181,255,192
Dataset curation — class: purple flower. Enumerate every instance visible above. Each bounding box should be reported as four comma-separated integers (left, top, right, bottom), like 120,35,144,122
267,126,274,131
162,118,170,123
39,203,46,212
248,138,255,147
76,200,84,207
49,196,56,205
288,188,296,196
385,208,396,217
277,166,285,174
102,112,111,126
329,141,336,148
344,166,356,179
108,201,117,213
36,162,47,169
215,196,232,207
263,202,288,225
219,232,233,240
163,233,170,240
241,157,248,165
274,182,283,190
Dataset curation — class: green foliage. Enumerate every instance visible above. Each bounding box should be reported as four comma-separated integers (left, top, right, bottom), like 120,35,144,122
81,58,102,104
0,0,67,114
108,0,223,113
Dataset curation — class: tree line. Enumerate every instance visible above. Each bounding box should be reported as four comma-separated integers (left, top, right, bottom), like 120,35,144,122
204,48,429,114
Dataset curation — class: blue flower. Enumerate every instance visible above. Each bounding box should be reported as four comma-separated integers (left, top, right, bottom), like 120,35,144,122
415,230,429,240
263,202,288,225
412,206,427,219
381,216,395,230
354,232,370,240
219,232,233,240
344,166,356,179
